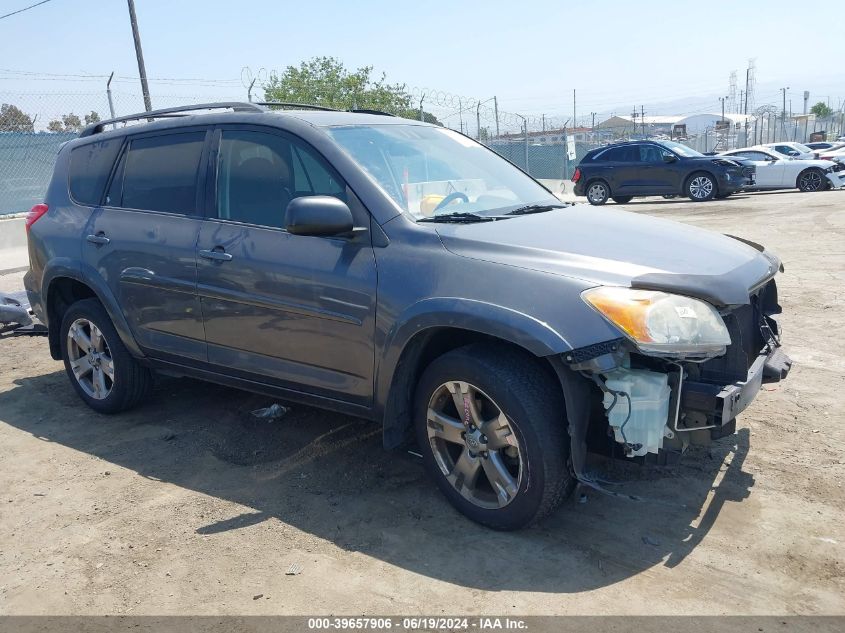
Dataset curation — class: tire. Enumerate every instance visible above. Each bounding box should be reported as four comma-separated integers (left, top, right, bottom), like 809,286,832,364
414,344,575,530
797,168,826,192
585,180,610,205
685,172,716,201
612,196,633,204
60,298,153,414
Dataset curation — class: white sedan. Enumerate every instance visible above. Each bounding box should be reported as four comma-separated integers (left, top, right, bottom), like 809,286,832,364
819,146,845,166
762,142,817,160
720,146,845,192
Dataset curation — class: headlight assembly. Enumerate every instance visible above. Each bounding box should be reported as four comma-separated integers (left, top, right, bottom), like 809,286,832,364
582,287,731,358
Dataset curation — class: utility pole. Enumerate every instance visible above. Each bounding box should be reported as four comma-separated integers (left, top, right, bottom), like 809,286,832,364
476,100,482,141
641,105,645,138
591,111,596,144
419,94,425,122
719,96,727,123
573,89,576,130
126,0,152,112
542,114,546,132
493,96,500,139
780,87,790,140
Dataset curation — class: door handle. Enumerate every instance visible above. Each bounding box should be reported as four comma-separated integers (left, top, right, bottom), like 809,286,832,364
199,248,233,262
86,233,110,246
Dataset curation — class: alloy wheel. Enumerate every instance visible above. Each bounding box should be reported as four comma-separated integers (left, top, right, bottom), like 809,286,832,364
689,176,714,199
66,318,114,400
799,170,823,191
426,381,522,509
587,183,607,204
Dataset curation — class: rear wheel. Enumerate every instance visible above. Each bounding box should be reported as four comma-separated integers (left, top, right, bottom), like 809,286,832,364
797,168,825,192
686,172,716,201
414,344,575,530
60,298,153,414
612,196,633,204
585,181,609,205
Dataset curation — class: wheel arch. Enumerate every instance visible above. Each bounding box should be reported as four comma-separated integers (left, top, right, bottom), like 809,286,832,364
377,299,572,449
44,265,144,361
796,166,825,190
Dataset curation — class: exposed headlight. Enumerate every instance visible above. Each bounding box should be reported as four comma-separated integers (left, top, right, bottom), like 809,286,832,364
582,287,731,357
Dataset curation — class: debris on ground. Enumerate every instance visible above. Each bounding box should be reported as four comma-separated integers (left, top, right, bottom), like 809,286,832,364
250,403,290,421
252,594,263,600
285,563,302,576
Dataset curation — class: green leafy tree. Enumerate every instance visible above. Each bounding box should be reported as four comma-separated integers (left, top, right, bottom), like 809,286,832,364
46,112,98,133
61,113,83,132
0,103,35,132
263,56,440,124
810,102,833,118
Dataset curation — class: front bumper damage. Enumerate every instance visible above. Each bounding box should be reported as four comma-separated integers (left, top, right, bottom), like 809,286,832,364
554,277,791,484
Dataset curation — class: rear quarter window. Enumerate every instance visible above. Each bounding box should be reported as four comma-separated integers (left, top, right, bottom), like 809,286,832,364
68,139,122,206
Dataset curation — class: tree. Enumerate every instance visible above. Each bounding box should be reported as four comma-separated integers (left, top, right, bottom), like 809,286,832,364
263,56,440,124
0,103,35,132
46,112,99,133
810,102,833,118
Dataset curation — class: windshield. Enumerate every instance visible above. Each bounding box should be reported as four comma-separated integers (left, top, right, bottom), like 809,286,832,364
658,140,703,158
326,124,560,220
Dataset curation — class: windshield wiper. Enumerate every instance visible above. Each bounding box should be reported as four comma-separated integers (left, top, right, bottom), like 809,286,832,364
504,203,568,216
418,212,502,223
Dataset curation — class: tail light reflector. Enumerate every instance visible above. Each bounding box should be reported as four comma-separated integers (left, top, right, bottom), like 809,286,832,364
25,203,49,232
572,167,581,183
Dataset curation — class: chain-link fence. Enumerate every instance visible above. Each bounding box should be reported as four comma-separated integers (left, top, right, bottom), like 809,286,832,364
2,89,844,215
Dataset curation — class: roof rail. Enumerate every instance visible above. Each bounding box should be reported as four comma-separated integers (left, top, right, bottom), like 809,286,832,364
350,109,396,117
79,102,264,137
253,101,339,112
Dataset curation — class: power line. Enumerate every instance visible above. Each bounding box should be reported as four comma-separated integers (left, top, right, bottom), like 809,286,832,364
0,0,54,21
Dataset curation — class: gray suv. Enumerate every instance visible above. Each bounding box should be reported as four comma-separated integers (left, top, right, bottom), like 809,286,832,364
24,102,791,530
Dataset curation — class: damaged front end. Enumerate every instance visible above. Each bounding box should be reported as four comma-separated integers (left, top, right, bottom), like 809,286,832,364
558,276,791,479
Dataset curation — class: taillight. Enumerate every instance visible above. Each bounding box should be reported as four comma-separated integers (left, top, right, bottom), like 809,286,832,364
572,167,581,183
25,203,49,232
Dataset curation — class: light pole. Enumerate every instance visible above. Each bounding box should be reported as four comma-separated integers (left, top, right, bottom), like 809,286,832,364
126,0,152,112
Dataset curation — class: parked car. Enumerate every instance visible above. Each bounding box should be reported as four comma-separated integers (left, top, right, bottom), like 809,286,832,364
762,142,816,160
572,140,753,204
805,141,845,152
25,102,791,530
719,146,845,191
818,146,845,166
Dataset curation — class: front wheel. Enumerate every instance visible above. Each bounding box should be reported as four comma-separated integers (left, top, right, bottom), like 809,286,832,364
414,345,575,530
797,168,826,192
686,172,716,201
60,298,153,414
585,181,610,205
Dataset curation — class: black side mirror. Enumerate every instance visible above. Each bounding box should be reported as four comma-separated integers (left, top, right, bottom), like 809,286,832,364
662,153,677,163
285,196,355,237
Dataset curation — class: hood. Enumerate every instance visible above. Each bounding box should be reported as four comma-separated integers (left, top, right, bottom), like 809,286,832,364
435,206,779,307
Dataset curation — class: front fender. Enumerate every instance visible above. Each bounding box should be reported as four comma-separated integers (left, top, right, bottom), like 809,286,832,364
43,259,145,359
374,297,573,432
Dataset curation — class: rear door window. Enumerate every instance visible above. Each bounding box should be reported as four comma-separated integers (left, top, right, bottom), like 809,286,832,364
116,132,206,214
68,138,122,206
597,146,636,162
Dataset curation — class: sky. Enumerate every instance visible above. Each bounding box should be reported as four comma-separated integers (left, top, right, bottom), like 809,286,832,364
1,0,843,131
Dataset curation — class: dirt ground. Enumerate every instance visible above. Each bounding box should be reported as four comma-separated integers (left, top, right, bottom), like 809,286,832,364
1,189,844,616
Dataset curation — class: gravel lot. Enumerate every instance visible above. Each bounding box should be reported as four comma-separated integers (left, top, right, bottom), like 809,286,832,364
1,189,843,616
